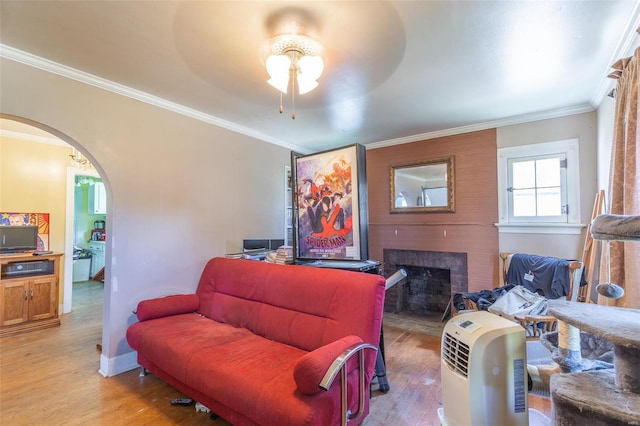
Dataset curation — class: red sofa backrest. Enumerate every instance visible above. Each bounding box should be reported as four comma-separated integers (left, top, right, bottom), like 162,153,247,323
195,257,386,352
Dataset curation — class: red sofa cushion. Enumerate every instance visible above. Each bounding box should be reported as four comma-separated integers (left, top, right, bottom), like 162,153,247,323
129,315,354,425
135,294,199,321
195,258,385,353
294,334,363,395
181,326,365,426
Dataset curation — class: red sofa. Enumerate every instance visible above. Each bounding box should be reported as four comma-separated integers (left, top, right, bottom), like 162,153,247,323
126,257,386,425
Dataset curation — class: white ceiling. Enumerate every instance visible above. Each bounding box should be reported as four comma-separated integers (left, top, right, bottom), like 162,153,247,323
1,1,639,153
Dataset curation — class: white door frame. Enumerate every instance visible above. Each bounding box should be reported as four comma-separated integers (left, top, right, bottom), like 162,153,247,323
62,167,99,313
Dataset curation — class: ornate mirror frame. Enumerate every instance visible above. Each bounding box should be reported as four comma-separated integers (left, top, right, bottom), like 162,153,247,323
389,156,455,213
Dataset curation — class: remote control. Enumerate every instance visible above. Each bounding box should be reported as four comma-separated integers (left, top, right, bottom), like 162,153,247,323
32,251,53,256
170,398,194,406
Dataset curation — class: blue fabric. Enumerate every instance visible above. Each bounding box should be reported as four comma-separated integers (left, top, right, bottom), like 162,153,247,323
506,254,581,299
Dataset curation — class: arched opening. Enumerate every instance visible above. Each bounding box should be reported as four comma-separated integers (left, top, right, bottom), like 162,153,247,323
0,114,110,350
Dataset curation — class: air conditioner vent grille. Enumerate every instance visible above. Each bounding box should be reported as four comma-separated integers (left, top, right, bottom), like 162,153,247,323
442,332,470,378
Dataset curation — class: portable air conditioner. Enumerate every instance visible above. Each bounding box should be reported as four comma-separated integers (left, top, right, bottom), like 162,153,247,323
438,311,529,426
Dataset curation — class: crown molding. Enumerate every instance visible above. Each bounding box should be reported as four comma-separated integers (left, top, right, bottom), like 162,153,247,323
0,44,310,154
0,39,627,153
590,2,640,108
365,104,594,150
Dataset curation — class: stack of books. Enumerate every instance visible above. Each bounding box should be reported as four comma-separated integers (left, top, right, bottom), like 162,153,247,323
274,245,294,264
225,248,272,261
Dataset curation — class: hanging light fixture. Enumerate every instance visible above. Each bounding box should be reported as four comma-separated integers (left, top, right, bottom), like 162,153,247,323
69,147,91,170
266,34,324,119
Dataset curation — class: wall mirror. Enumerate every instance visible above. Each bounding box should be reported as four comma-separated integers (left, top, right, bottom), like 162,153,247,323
390,156,455,213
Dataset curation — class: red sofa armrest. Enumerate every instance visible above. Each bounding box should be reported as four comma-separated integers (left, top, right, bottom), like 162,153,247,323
293,335,363,395
135,294,199,321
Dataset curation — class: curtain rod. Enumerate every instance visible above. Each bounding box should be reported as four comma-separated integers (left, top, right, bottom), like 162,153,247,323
607,27,640,98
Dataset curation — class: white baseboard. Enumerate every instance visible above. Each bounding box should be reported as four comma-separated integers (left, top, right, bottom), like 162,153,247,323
99,351,139,377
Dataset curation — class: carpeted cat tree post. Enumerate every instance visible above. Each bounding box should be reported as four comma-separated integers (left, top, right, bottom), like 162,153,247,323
549,214,640,425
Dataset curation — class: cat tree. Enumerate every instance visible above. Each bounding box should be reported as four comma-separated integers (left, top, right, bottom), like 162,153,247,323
548,214,640,425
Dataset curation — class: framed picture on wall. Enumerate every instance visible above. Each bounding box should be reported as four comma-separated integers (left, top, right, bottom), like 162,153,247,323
292,143,369,261
0,212,50,251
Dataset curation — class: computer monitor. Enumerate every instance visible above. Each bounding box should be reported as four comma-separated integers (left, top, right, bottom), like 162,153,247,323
242,239,285,251
243,239,270,251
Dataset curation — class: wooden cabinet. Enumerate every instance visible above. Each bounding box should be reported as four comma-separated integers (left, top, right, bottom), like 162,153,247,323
88,241,105,277
89,181,107,214
0,253,62,336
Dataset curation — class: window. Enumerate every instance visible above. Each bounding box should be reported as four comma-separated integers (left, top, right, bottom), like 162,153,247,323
508,154,567,222
497,139,582,234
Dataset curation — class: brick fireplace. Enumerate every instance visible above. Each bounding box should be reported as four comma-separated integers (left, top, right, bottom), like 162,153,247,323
383,249,468,318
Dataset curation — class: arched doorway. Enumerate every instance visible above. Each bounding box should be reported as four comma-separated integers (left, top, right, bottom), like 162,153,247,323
0,114,109,333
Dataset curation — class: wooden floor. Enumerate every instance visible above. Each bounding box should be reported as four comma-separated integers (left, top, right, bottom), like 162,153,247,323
0,282,551,425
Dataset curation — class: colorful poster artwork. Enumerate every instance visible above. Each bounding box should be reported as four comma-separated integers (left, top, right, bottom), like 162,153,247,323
0,212,50,251
295,146,360,260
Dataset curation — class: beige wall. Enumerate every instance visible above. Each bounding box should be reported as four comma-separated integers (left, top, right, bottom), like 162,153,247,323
0,137,70,286
496,112,598,259
1,57,290,375
597,95,616,193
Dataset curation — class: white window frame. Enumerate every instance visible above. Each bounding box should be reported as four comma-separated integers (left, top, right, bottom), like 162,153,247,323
507,152,568,223
496,139,583,234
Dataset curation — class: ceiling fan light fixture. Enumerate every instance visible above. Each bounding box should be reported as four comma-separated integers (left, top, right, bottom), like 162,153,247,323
265,33,324,118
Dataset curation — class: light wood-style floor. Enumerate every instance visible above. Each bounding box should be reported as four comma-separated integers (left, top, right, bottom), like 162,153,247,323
0,281,550,425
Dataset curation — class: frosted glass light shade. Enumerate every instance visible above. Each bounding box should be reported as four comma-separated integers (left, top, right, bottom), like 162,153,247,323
297,55,323,94
266,52,323,95
267,55,291,93
266,55,291,77
298,55,324,81
297,76,319,94
268,76,290,93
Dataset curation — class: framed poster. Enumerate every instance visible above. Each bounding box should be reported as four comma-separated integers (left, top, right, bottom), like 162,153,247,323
292,143,369,261
0,212,50,251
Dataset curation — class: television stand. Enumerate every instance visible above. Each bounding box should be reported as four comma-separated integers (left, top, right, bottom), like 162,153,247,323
0,252,63,336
